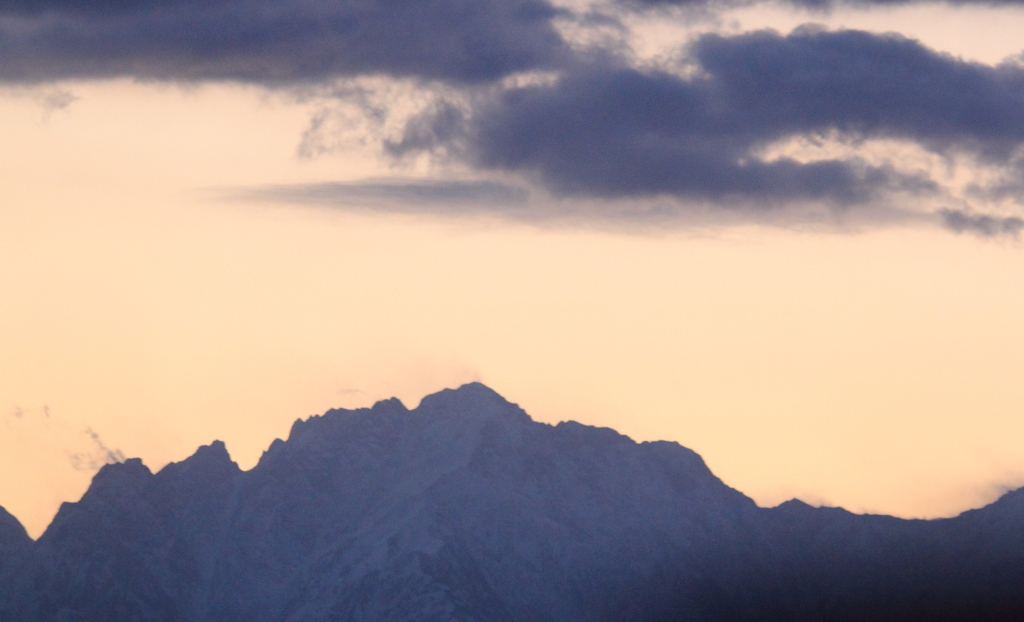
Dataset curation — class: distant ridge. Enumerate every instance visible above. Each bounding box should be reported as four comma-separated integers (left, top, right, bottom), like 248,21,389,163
1,382,1023,621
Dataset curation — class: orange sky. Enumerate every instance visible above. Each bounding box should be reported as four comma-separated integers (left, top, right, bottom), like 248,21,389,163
2,4,1024,538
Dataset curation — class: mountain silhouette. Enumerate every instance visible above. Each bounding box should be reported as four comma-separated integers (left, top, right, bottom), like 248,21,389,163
1,383,1022,621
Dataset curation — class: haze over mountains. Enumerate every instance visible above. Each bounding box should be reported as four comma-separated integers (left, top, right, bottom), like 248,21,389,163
1,383,1023,621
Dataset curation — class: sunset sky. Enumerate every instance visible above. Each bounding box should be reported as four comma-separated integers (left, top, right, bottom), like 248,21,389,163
2,0,1024,538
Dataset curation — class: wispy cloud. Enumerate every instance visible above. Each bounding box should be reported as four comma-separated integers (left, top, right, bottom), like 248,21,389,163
939,209,1024,238
3,406,127,471
232,178,529,214
68,427,126,471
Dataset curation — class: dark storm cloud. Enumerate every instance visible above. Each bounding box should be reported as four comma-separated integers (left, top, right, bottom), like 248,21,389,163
386,27,1024,211
462,66,934,204
0,0,220,14
692,28,1024,159
0,0,568,84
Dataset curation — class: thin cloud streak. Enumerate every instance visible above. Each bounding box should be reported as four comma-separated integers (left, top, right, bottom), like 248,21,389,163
939,209,1024,237
233,178,530,214
68,427,126,472
233,177,937,235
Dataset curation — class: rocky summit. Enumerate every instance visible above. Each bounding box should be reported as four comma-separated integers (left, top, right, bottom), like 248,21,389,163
1,383,1023,621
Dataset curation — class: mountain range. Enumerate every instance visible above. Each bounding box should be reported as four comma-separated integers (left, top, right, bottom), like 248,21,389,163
1,382,1023,621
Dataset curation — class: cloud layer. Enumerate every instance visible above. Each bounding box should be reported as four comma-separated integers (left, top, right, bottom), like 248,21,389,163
0,0,568,84
383,28,1023,218
4,0,1024,233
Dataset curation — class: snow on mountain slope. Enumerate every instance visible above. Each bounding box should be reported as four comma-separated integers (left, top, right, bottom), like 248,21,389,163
1,383,1023,621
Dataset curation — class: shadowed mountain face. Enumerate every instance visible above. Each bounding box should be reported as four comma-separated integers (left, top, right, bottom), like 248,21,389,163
1,383,1023,621
0,506,31,577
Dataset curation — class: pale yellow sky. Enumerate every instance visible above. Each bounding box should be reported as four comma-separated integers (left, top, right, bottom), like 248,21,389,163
2,6,1024,538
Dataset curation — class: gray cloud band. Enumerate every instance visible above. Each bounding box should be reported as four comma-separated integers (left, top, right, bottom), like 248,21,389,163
0,0,567,84
379,28,1024,230
3,0,1023,233
3,0,1021,87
